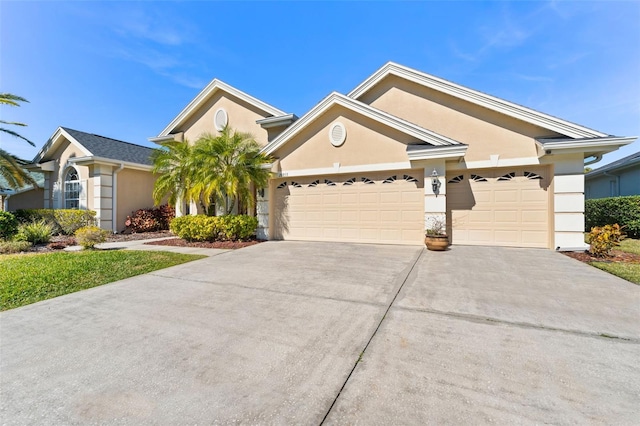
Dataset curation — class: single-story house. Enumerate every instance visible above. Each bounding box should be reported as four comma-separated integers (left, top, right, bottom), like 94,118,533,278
152,62,636,250
28,127,158,232
585,150,640,199
0,158,45,211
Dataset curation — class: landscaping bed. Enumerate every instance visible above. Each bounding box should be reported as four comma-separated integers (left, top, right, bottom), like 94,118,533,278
562,238,640,284
145,237,264,250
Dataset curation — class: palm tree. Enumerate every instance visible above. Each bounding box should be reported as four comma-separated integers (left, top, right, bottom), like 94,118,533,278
151,139,197,209
191,127,272,214
0,93,36,189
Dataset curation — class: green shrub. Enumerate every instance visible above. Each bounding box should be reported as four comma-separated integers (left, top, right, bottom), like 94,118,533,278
15,220,53,245
0,211,19,240
585,196,640,239
588,223,625,257
75,226,109,249
13,209,96,235
54,210,96,235
169,215,257,242
0,240,31,254
218,215,258,241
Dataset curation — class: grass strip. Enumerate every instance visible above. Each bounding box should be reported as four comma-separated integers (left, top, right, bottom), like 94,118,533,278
1,250,205,311
590,261,640,285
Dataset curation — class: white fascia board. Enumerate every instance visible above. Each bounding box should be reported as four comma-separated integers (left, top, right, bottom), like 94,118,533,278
537,136,636,156
261,92,462,155
148,135,176,144
348,62,607,139
407,145,468,161
158,79,287,137
69,156,154,172
32,127,93,164
256,114,298,129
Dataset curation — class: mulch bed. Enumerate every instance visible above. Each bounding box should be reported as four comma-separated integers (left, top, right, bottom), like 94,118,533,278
144,238,263,250
563,250,640,264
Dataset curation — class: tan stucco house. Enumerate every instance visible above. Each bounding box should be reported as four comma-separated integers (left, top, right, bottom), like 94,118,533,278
28,127,158,232
153,62,636,250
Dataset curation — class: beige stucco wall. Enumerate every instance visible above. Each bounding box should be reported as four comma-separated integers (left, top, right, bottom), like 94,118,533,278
7,188,45,210
115,168,158,232
275,105,418,172
178,91,272,147
360,75,564,163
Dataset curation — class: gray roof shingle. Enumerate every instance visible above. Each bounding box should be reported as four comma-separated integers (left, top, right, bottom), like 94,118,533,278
62,127,155,166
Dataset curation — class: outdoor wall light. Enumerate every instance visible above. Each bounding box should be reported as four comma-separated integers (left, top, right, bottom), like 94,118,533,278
431,169,441,196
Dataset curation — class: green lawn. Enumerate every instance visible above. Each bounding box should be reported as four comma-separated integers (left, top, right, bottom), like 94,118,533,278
589,238,640,285
0,250,206,311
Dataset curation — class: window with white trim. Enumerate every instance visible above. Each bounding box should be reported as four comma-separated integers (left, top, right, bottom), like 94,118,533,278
64,168,80,209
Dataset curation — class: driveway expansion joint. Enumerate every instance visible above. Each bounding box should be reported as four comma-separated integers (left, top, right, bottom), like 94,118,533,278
395,305,638,343
319,247,425,425
147,272,389,308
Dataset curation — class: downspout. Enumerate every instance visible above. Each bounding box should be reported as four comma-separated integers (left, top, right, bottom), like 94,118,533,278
112,163,125,233
603,171,620,197
3,194,9,211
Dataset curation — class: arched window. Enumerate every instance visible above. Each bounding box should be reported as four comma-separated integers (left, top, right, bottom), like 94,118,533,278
64,168,80,209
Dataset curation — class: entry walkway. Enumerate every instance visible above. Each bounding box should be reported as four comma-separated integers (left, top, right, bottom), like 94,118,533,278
67,237,229,257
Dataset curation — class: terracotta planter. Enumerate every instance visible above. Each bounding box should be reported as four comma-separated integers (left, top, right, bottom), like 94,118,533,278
425,234,449,251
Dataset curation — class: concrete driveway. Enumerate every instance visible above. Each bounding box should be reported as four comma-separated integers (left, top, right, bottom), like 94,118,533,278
1,242,638,424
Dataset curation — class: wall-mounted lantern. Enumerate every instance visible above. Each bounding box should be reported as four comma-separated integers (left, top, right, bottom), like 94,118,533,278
431,169,441,196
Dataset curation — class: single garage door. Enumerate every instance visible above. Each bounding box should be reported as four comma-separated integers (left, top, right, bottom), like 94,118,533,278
273,170,424,245
446,167,550,248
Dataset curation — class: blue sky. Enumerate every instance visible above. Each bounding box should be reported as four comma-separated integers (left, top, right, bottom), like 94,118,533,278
1,1,639,167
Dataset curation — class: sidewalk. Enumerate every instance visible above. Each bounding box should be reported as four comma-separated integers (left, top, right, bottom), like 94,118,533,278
66,237,229,257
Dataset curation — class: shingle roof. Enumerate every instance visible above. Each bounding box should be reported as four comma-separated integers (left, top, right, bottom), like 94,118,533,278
61,127,155,165
586,150,640,177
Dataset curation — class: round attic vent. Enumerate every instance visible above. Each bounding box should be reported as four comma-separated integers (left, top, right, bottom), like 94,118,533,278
329,122,346,147
214,108,228,131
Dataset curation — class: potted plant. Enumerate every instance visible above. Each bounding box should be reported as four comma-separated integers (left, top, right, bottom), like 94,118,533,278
424,216,449,251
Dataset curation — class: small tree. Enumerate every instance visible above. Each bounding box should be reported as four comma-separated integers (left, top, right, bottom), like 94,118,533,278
0,93,36,189
191,127,272,215
151,139,197,209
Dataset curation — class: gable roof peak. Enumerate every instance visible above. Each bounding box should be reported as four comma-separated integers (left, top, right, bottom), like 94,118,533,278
261,90,463,155
348,62,607,140
157,78,289,137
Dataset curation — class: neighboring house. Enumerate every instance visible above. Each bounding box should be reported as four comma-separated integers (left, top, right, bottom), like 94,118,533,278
152,62,636,250
28,127,157,232
0,159,45,211
585,151,640,199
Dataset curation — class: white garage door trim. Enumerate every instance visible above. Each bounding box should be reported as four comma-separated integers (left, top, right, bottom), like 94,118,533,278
272,170,424,245
446,167,551,248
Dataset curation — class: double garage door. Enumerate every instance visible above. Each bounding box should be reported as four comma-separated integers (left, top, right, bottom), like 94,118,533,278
272,171,424,245
272,166,550,248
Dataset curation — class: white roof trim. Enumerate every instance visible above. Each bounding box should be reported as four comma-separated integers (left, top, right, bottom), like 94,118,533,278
407,145,468,161
536,136,636,156
32,127,93,164
261,92,463,155
69,156,153,172
348,62,607,139
158,79,287,137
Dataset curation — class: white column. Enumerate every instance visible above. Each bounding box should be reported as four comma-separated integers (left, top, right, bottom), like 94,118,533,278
551,154,588,250
92,164,114,230
423,160,447,232
256,189,269,240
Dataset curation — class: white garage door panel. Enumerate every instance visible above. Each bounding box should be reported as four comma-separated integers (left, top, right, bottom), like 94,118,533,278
274,171,424,245
447,167,550,248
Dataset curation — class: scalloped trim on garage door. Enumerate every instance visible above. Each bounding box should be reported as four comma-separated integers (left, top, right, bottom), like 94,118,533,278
273,171,424,245
446,167,551,248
